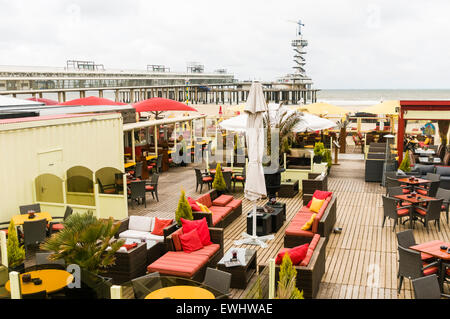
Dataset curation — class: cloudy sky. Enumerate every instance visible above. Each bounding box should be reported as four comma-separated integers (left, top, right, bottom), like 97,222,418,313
1,0,450,89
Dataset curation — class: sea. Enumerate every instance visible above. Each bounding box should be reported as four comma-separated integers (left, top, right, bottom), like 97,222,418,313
316,89,450,110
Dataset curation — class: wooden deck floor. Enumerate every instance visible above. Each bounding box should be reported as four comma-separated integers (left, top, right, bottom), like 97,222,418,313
129,158,450,299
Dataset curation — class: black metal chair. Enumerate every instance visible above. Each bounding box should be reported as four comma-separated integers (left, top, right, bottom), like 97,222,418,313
48,206,73,236
129,180,146,208
145,173,160,202
131,272,162,299
97,178,116,194
134,162,143,179
202,267,231,297
382,195,409,231
396,230,435,262
413,198,444,232
232,166,246,192
412,274,450,299
194,168,212,193
397,245,439,294
23,219,48,253
222,171,232,192
436,187,450,224
19,204,41,215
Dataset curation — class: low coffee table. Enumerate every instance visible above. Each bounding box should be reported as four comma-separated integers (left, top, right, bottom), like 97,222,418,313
265,201,286,232
217,248,257,289
278,180,299,197
247,212,272,236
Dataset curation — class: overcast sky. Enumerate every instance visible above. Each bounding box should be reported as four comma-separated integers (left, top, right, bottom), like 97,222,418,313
1,0,450,89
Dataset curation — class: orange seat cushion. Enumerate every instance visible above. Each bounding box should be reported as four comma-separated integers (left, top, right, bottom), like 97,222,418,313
417,189,428,195
415,208,427,216
397,208,410,217
145,185,155,191
422,262,438,276
51,223,64,231
212,195,233,207
147,251,209,278
202,176,213,182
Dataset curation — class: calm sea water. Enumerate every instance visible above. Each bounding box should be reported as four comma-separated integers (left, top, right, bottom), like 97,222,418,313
317,89,450,107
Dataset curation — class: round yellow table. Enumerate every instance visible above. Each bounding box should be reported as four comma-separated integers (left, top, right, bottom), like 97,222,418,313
5,269,73,295
145,285,215,299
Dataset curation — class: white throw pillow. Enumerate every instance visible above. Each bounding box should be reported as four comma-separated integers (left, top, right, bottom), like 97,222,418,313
128,216,153,232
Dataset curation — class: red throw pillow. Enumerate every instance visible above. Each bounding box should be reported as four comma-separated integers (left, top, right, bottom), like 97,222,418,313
151,218,173,236
289,244,309,265
307,190,333,207
181,217,212,246
122,243,138,251
275,244,309,265
187,197,202,211
179,229,204,253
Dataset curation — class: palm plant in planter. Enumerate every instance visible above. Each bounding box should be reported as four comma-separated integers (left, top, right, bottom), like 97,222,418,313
263,108,302,198
40,211,123,274
7,220,25,273
336,117,349,154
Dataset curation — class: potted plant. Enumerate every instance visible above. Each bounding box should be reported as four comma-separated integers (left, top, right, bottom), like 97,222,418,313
7,220,25,273
263,108,302,198
399,150,411,172
212,163,227,194
40,211,123,298
313,142,325,163
276,254,304,299
175,189,193,227
322,149,332,174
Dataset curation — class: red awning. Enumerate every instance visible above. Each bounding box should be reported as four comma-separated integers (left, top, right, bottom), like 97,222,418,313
57,96,127,106
132,98,198,113
26,97,59,105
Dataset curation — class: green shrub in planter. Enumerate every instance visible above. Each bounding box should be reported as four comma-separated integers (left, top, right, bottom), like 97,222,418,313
175,189,193,227
399,150,411,172
7,220,25,269
212,163,227,192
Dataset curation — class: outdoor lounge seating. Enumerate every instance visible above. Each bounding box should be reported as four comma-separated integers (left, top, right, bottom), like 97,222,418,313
407,165,450,190
302,173,328,203
117,216,175,244
284,192,336,247
104,242,148,285
274,234,326,298
147,226,224,282
193,190,242,228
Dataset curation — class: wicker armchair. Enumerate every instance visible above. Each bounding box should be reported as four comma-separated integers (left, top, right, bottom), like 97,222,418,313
413,198,444,232
412,274,450,299
381,195,409,231
436,187,450,224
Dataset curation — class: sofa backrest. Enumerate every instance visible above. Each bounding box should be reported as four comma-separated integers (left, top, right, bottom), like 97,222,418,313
436,166,450,176
129,216,154,232
414,164,436,175
196,193,212,208
299,234,321,267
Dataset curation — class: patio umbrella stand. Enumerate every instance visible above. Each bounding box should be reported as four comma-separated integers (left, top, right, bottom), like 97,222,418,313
234,82,274,248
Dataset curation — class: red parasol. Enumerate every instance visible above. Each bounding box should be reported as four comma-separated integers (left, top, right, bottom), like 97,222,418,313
57,96,127,106
132,97,198,113
27,97,59,105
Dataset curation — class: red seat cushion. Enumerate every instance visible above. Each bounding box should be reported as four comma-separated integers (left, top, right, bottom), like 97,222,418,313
421,253,434,261
147,251,209,278
0,229,8,235
417,189,428,195
442,205,447,211
191,244,220,258
168,158,173,163
52,223,64,231
212,195,233,207
402,188,410,194
103,189,116,194
226,199,242,210
179,229,204,253
202,176,213,182
209,205,232,217
415,207,427,216
397,208,410,217
422,262,438,276
234,176,245,181
145,185,154,191
306,191,333,207
181,217,212,246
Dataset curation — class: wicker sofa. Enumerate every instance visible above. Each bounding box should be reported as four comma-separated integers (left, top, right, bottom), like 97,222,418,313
273,234,326,299
193,190,242,228
146,226,224,282
104,242,148,285
284,193,336,247
302,173,328,203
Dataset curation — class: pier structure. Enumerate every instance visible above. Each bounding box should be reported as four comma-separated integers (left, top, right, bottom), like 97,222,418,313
0,65,318,105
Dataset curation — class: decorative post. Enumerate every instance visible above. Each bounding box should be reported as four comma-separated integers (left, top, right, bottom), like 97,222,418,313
9,271,21,299
110,285,123,299
268,258,275,299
